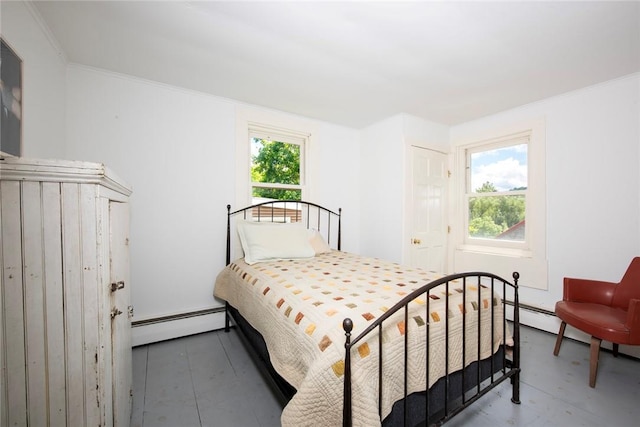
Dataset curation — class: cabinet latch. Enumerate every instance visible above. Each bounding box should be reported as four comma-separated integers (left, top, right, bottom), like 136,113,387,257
110,281,125,292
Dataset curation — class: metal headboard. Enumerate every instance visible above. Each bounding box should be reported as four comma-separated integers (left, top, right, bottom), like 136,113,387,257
226,200,342,265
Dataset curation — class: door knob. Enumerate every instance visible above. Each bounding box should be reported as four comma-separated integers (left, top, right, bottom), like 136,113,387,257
412,238,421,245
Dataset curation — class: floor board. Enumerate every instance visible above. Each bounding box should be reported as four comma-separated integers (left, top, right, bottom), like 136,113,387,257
131,325,640,426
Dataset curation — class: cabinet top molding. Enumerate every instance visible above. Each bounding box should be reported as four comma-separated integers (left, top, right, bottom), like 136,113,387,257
0,157,132,196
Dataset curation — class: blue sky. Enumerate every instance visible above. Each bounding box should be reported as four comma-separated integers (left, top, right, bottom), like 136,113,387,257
470,144,527,192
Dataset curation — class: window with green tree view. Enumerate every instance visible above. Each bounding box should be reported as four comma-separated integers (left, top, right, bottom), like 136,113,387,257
250,131,305,201
466,138,528,246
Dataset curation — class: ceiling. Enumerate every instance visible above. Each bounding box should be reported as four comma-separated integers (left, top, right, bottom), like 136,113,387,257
32,1,640,129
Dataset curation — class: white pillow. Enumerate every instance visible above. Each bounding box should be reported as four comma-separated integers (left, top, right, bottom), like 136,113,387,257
308,229,332,255
237,221,315,264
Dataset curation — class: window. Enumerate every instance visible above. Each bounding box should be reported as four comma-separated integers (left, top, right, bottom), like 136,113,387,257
249,126,307,201
454,120,546,289
235,109,315,207
465,135,528,248
457,128,545,257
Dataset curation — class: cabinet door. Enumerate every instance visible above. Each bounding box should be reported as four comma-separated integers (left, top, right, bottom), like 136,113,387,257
109,200,132,426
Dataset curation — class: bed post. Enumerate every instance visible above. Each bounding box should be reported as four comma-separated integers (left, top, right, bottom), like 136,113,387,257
511,271,521,404
338,208,342,251
225,204,232,333
343,318,353,427
226,204,232,265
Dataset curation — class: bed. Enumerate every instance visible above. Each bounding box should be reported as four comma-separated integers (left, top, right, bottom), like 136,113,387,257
213,200,521,426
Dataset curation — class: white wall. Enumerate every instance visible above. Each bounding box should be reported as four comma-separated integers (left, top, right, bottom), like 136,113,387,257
64,66,362,344
0,1,66,158
3,2,362,345
360,113,450,263
451,74,640,345
401,114,450,153
65,66,236,341
311,121,362,255
360,115,405,261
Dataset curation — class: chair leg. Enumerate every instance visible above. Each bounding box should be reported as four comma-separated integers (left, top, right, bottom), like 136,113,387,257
553,321,567,356
613,343,619,358
589,336,602,388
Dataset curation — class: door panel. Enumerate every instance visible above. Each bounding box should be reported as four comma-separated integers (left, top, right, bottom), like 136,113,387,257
109,201,132,427
409,147,448,272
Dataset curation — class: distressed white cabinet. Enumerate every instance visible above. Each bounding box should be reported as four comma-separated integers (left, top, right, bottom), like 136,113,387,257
0,157,132,426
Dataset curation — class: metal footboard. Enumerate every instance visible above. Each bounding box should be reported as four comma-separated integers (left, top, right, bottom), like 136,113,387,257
342,272,521,426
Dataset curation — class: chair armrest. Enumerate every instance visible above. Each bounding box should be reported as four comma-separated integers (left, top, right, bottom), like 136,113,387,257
626,299,640,344
563,277,616,305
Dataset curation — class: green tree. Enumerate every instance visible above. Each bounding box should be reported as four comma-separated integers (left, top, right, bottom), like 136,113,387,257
469,215,505,238
251,139,301,200
476,181,497,193
468,181,525,239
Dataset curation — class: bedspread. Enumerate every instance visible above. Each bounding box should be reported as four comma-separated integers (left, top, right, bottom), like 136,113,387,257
213,251,505,426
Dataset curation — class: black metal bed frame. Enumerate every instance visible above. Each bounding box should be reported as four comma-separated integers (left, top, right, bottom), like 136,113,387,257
225,200,342,266
221,200,521,426
342,271,521,426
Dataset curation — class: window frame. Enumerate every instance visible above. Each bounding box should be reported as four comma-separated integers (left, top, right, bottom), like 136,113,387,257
463,133,530,252
453,120,545,261
235,108,315,207
249,127,307,200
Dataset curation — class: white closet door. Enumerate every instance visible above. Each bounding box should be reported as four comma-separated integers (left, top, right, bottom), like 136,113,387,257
21,181,48,426
1,157,132,426
408,146,448,272
109,200,132,427
1,180,26,426
41,182,67,426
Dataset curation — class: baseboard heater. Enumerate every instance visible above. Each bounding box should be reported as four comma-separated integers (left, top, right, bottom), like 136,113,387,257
131,306,225,327
504,300,555,316
131,302,553,328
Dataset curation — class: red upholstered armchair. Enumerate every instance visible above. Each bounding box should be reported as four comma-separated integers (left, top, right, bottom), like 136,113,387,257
553,257,640,387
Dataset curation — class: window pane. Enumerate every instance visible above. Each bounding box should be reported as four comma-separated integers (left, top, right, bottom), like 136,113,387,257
251,138,300,185
250,201,303,222
251,136,301,201
470,143,527,193
252,187,301,201
468,194,525,241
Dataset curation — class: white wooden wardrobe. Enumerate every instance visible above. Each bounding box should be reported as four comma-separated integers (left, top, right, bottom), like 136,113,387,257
0,157,132,426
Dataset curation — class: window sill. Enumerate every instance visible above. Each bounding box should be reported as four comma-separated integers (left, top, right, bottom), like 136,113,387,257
457,244,533,259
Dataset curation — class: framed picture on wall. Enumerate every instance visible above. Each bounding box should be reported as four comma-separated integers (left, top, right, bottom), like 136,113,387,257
1,38,22,157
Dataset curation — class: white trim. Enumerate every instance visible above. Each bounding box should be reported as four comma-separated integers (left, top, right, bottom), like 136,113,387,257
235,106,316,206
132,312,224,346
251,182,302,191
249,128,306,191
0,157,132,196
248,123,311,140
24,0,68,65
451,118,547,290
458,244,533,258
463,134,530,251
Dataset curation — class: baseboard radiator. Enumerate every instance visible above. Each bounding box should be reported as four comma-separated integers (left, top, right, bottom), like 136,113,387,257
131,306,226,346
132,306,226,327
505,300,555,316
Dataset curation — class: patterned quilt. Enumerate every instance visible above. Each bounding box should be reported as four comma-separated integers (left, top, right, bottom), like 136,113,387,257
213,251,506,426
